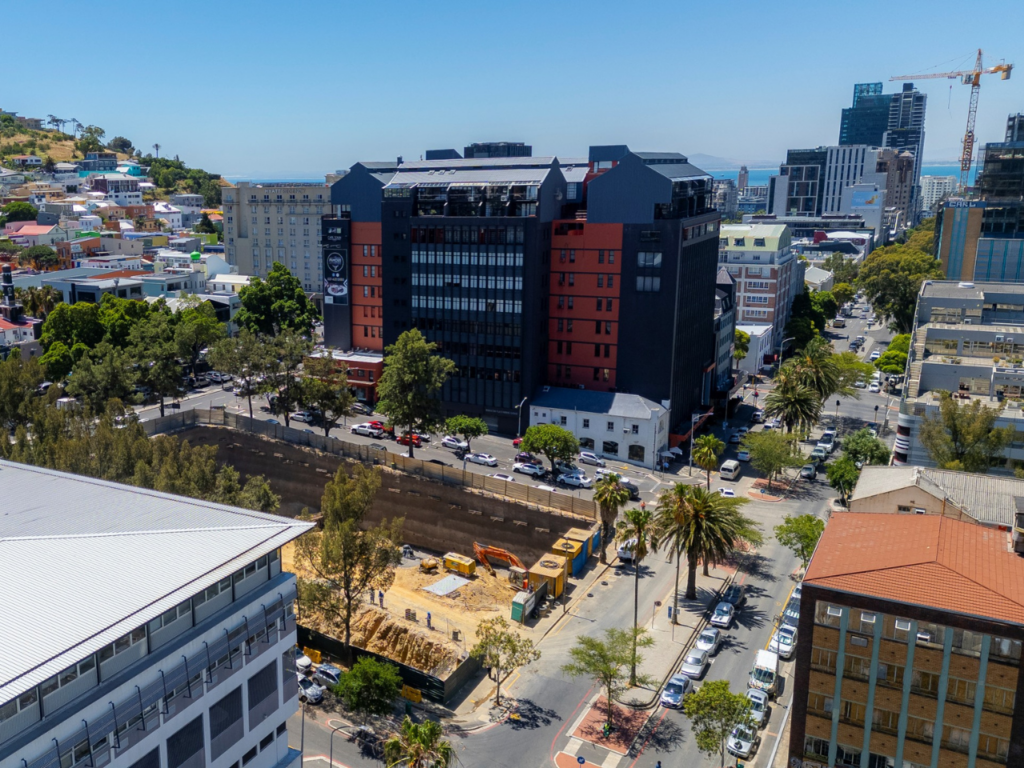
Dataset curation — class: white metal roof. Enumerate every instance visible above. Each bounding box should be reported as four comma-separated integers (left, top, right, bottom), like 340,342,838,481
0,460,313,703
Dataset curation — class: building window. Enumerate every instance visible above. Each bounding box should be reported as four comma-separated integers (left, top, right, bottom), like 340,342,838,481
598,250,605,264
582,419,590,429
596,299,603,311
568,297,574,309
597,275,604,288
604,345,610,358
606,421,614,431
568,273,575,286
602,441,618,455
569,250,576,263
558,296,565,309
560,416,567,426
636,276,661,292
637,252,662,268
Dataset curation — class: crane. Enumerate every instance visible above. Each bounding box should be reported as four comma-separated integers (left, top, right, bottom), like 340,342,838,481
892,49,1013,190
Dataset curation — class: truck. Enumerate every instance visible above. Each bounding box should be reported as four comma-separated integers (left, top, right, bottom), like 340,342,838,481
749,649,779,697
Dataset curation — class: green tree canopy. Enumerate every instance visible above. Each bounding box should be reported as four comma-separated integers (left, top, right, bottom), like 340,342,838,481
174,300,225,375
383,717,455,768
561,627,655,727
65,342,137,412
207,329,271,419
811,290,838,322
299,355,354,438
333,657,402,720
822,252,859,284
740,430,804,490
763,362,822,433
774,514,825,569
593,476,630,565
520,423,580,475
107,136,133,154
842,428,892,466
826,455,861,506
2,201,38,223
97,294,152,348
41,302,105,351
858,244,945,334
130,312,183,417
693,433,726,489
470,617,540,705
832,282,855,307
733,328,750,363
888,334,912,355
615,505,659,684
22,244,58,269
194,212,217,233
444,414,489,451
918,391,1015,472
263,330,313,426
39,341,75,380
235,262,320,337
682,680,752,768
875,349,908,375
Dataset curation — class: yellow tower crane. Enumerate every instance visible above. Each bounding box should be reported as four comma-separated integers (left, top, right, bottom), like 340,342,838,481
891,49,1013,190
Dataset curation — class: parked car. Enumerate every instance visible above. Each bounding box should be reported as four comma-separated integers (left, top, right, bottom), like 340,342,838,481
660,674,693,708
489,473,516,483
294,646,312,672
710,601,734,628
352,423,384,437
442,435,469,450
728,432,742,444
717,487,736,498
594,468,619,480
463,452,495,466
781,599,801,629
737,449,751,462
515,451,537,463
291,411,311,423
578,451,605,467
512,437,523,447
679,649,709,680
558,472,593,488
722,583,746,607
413,431,431,442
619,479,642,500
800,464,818,479
854,378,868,388
514,462,545,476
695,627,722,656
746,689,769,728
297,674,324,704
769,626,798,659
350,402,373,415
792,583,803,601
868,382,881,393
869,349,881,361
750,410,764,423
396,433,422,448
314,663,343,687
728,724,760,758
809,447,829,464
266,419,280,425
617,537,638,562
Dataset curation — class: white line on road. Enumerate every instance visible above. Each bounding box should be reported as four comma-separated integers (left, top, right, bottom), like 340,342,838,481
601,752,622,768
566,737,582,754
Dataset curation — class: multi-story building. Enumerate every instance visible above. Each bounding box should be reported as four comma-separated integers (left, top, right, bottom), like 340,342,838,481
734,322,773,377
885,83,927,216
839,83,892,147
920,175,957,215
769,148,828,217
737,184,768,213
823,146,883,215
88,174,141,206
896,280,1024,468
719,223,801,340
220,182,329,290
0,460,312,768
790,511,1024,768
713,178,738,217
737,166,749,192
463,142,531,159
713,267,736,397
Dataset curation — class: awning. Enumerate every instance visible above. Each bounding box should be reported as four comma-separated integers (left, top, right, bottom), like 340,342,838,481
669,447,684,457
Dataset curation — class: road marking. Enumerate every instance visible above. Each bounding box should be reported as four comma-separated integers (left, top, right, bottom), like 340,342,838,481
566,737,583,754
504,670,521,694
764,581,797,650
303,754,352,768
625,707,668,768
548,686,596,763
601,752,623,768
568,695,595,733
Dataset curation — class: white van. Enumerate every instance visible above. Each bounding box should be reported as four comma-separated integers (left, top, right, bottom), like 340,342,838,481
720,460,741,481
749,649,779,697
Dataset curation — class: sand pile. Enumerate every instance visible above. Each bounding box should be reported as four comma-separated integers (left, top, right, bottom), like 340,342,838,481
350,609,459,677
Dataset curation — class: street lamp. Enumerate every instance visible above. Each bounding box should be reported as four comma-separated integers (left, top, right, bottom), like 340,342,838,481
515,396,528,438
874,404,880,425
560,541,573,614
834,399,840,423
328,720,347,768
688,413,701,476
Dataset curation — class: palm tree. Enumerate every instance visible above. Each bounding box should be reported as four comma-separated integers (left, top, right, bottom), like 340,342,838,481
383,717,456,768
692,434,726,489
152,143,161,158
593,476,630,564
763,362,821,433
46,115,57,132
656,485,762,600
35,285,59,317
71,119,83,138
654,483,690,624
615,505,659,685
792,336,841,402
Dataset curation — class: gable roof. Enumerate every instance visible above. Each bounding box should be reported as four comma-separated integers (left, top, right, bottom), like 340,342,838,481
805,513,1024,625
13,225,55,236
804,266,833,283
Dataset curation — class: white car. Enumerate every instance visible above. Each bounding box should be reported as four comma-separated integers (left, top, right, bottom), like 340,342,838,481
578,451,605,467
514,462,545,477
467,453,498,466
558,472,593,488
297,674,324,704
737,450,751,462
869,350,881,361
594,468,622,480
868,382,881,393
718,487,736,498
441,435,469,450
617,537,638,562
291,411,311,423
728,724,760,758
746,689,770,728
679,649,709,680
728,433,742,444
695,627,721,655
710,601,734,628
352,423,383,437
489,473,515,483
854,379,868,388
294,646,312,672
769,626,798,660
660,674,693,709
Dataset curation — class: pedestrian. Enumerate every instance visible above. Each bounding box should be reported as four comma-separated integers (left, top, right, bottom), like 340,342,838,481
379,590,385,609
369,589,376,605
655,762,662,768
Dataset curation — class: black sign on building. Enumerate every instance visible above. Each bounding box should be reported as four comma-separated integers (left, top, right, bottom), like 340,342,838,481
322,216,351,350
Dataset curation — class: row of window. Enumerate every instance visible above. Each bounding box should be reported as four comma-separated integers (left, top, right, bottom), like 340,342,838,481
413,274,523,290
553,341,613,359
411,250,525,266
553,365,611,383
411,296,523,313
411,225,525,245
555,296,615,312
412,318,521,336
434,341,520,359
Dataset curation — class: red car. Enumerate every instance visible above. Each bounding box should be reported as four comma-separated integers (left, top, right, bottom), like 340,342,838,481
513,437,523,447
367,420,385,429
396,433,422,448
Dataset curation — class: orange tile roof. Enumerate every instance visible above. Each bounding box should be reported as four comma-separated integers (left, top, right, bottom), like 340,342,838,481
14,225,55,236
86,269,148,280
805,513,1024,625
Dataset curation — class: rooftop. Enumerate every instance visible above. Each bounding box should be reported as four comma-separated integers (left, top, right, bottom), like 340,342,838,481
530,386,665,420
920,279,1024,301
0,460,313,702
804,266,833,283
805,513,1024,625
12,225,55,237
385,168,552,188
721,223,789,239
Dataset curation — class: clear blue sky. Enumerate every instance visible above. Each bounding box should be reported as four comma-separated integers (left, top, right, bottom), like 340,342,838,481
6,0,1022,178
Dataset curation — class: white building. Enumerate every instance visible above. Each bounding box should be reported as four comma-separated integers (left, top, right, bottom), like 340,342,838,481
823,145,883,214
804,266,834,293
153,202,183,230
0,460,312,768
920,175,957,214
528,387,670,469
209,274,254,294
735,323,774,376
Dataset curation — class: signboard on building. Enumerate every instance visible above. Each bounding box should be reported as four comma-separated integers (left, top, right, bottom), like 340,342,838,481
322,220,349,306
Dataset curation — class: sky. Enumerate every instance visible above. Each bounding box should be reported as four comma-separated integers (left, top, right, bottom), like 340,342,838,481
6,0,1023,179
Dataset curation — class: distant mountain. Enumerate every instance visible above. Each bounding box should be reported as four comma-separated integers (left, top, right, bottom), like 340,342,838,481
688,153,780,171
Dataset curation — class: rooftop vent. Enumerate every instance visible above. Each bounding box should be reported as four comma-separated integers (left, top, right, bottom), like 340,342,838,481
958,282,975,288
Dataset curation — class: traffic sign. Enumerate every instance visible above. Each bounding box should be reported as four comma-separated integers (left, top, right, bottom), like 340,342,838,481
577,757,586,765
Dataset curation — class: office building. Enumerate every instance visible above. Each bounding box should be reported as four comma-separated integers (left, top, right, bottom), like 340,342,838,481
769,148,828,217
737,184,768,214
839,83,891,147
896,280,1024,468
823,146,883,215
734,322,773,376
0,461,312,768
1006,113,1024,143
713,267,736,397
920,175,957,215
884,84,927,211
220,182,329,290
713,178,738,217
790,512,1024,768
463,142,532,159
737,166,749,191
719,223,802,340
975,140,1024,200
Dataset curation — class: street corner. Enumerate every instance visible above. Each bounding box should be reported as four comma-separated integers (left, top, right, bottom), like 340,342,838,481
554,751,608,768
748,487,785,502
572,696,649,755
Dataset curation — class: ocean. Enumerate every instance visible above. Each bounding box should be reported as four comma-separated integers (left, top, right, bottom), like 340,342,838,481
708,164,973,187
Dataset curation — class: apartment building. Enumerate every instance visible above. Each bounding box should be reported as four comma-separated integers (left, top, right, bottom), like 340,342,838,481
220,182,329,290
718,223,801,341
896,280,1024,469
88,174,142,206
790,512,1024,768
0,461,313,768
713,267,736,397
920,175,957,215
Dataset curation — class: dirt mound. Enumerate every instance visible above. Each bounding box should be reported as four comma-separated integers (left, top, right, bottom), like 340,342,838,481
350,609,459,677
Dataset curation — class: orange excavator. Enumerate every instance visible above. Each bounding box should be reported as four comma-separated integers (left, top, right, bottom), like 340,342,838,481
473,542,526,578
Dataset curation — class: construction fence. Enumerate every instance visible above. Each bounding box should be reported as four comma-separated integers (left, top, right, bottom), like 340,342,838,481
144,407,598,521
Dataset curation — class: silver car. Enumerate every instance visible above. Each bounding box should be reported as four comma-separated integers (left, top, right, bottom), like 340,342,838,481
659,673,692,708
297,674,323,704
710,601,734,628
769,626,798,659
728,723,760,758
695,627,721,656
679,649,709,680
746,688,769,728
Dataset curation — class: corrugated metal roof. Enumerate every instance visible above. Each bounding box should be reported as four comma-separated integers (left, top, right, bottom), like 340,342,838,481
398,157,558,171
530,386,663,419
0,461,313,702
561,166,589,183
645,162,712,182
385,169,551,188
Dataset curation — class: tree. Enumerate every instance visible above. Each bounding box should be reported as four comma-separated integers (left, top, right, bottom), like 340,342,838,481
39,341,75,380
42,156,55,174
842,428,891,466
693,433,725,489
822,252,859,285
826,455,861,506
733,328,750,365
811,290,838,323
0,349,44,433
918,391,1015,472
520,423,580,476
763,363,821,433
615,505,658,685
785,315,817,350
299,355,354,438
444,414,488,451
683,680,753,768
264,330,313,426
740,430,804,490
294,465,403,651
130,312,183,417
97,294,152,349
2,202,37,223
832,282,855,308
194,212,217,234
470,617,540,705
655,485,762,602
152,143,161,158
108,136,133,154
834,351,875,393
40,302,104,351
65,342,138,412
375,329,456,458
790,336,842,403
22,245,58,269
903,217,936,255
593,476,630,565
561,627,655,727
383,717,455,768
888,334,912,355
207,329,270,419
875,350,908,375
235,262,320,337
333,657,402,720
774,514,825,569
858,244,945,334
174,300,225,376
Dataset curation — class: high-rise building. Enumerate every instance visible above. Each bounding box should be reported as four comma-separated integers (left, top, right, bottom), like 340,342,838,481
713,267,736,397
0,461,312,768
462,142,532,159
823,146,883,214
839,83,891,147
789,512,1024,768
920,175,957,214
1006,113,1024,142
768,148,828,217
884,83,927,215
737,166,749,191
221,182,329,289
